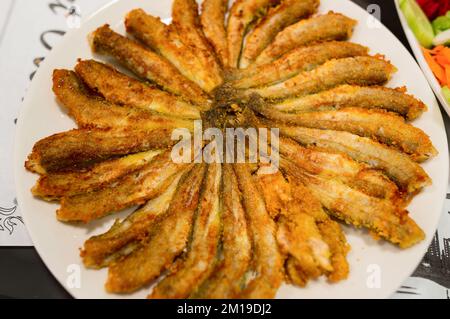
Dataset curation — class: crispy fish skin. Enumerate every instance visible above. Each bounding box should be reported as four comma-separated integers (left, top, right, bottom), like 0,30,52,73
75,60,202,117
246,56,396,99
32,150,161,199
81,172,183,268
106,165,206,293
25,128,174,174
201,0,229,66
240,0,319,68
193,164,251,299
233,42,368,88
149,163,222,299
53,70,194,131
171,0,223,90
255,12,357,65
227,0,280,68
256,106,436,161
234,164,283,299
90,24,209,106
276,125,431,193
125,9,221,93
271,85,427,120
57,151,188,223
283,161,425,248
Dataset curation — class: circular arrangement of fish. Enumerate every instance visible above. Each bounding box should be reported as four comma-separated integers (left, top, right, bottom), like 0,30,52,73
25,0,437,298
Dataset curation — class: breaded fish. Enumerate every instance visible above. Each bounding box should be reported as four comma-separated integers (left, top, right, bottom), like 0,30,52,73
192,164,251,299
32,150,161,199
255,12,357,65
149,163,222,298
254,105,436,161
234,164,283,299
246,56,396,99
283,160,425,248
105,165,206,293
125,9,221,92
240,0,319,68
275,125,431,193
233,42,368,88
53,70,195,131
171,0,223,89
81,172,183,268
25,128,175,174
75,60,202,117
271,85,427,120
57,151,189,223
201,0,229,66
227,0,280,68
90,25,209,106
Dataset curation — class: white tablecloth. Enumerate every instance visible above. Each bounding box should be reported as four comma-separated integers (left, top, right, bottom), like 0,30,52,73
0,0,448,298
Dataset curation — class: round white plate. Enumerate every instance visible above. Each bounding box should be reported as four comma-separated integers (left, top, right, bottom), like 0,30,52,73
14,0,449,299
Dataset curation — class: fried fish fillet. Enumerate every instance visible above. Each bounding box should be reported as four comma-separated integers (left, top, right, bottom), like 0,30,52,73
255,105,436,161
271,85,427,120
57,151,189,223
201,0,229,66
246,56,396,99
53,70,194,131
275,125,431,193
75,60,202,117
32,150,161,199
234,164,283,299
81,172,183,268
227,0,280,68
25,128,174,174
90,24,209,106
255,12,357,65
233,42,368,88
106,165,206,293
149,163,222,299
125,9,221,93
171,0,223,90
240,0,319,68
192,164,251,299
282,160,425,248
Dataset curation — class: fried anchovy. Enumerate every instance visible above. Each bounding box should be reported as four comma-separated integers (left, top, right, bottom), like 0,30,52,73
233,42,368,88
282,160,425,248
105,164,206,293
227,0,280,68
90,24,209,106
32,150,161,199
234,164,283,299
171,0,223,90
193,164,251,298
201,0,229,66
255,105,436,161
57,151,189,223
275,125,431,193
125,9,222,92
270,85,427,120
240,0,319,68
255,12,357,65
25,128,174,174
81,172,183,268
75,60,202,117
246,56,396,99
53,70,194,131
149,163,222,298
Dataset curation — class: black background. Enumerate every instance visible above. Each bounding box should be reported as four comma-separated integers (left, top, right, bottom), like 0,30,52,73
1,0,449,299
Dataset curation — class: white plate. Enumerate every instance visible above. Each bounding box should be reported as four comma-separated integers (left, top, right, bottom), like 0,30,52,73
14,0,449,299
395,0,450,118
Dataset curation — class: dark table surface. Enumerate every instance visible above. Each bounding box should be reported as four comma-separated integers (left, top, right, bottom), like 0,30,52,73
1,0,449,299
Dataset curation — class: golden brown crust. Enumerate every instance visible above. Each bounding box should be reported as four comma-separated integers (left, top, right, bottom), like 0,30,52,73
201,0,229,66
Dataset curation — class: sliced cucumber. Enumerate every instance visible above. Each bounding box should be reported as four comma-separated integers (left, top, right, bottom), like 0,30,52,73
442,86,450,104
400,0,435,48
433,29,450,46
